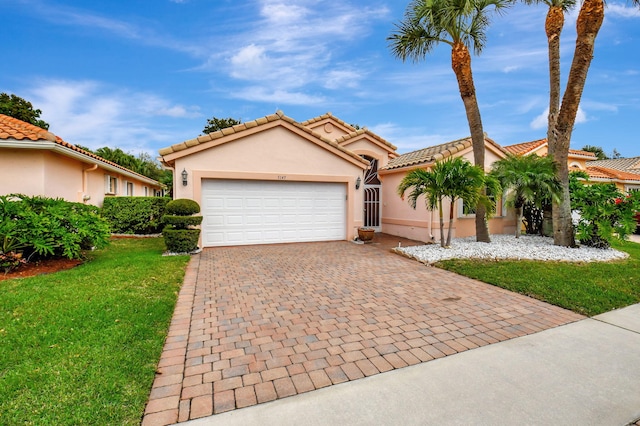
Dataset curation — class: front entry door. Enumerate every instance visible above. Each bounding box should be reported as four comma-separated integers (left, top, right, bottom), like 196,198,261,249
362,156,381,232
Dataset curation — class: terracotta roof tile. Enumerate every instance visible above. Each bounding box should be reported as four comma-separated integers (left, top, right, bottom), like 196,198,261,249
158,110,369,166
0,113,160,184
333,128,398,152
299,112,357,131
503,139,546,155
568,149,597,158
382,135,505,171
586,165,640,182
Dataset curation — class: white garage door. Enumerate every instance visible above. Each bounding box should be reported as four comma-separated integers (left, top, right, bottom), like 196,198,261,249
201,180,347,247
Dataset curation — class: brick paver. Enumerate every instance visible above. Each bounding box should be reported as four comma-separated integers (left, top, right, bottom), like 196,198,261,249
142,237,584,424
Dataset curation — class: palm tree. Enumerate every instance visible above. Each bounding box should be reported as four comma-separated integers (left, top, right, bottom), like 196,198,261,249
389,0,511,243
398,157,495,248
490,154,562,238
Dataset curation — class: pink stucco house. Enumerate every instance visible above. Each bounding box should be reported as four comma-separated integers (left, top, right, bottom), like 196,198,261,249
0,113,164,206
159,111,516,247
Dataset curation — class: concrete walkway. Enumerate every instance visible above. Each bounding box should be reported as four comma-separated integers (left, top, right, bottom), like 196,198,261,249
183,303,640,426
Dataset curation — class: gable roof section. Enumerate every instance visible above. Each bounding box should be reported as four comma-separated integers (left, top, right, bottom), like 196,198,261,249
299,112,357,133
159,110,370,168
0,114,162,185
381,135,505,171
586,165,640,182
334,128,398,154
504,138,597,160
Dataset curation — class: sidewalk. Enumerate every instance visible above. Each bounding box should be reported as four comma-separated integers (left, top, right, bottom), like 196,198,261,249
181,303,640,426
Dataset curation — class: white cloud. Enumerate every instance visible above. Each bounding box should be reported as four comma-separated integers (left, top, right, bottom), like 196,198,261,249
606,3,640,18
530,106,587,130
368,122,452,153
323,69,364,90
23,79,199,153
230,87,326,106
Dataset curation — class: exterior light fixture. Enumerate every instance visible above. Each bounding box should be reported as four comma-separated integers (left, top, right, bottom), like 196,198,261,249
181,168,188,186
356,176,362,190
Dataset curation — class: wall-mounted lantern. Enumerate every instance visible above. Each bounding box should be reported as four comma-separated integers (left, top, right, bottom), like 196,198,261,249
356,176,362,190
181,169,188,186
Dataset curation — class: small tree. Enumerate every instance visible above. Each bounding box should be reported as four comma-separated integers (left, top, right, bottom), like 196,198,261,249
162,199,202,253
398,157,496,248
490,154,562,238
0,93,50,130
202,117,241,134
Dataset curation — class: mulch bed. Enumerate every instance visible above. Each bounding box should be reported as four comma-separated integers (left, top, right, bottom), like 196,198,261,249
1,258,83,282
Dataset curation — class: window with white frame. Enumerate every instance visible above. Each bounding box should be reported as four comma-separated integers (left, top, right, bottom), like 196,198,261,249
144,186,149,196
105,175,118,194
126,182,134,196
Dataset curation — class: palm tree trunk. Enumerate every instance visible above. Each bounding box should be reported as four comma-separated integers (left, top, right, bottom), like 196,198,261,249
446,199,454,247
552,0,604,247
515,206,523,238
438,197,445,248
451,41,490,243
546,5,563,148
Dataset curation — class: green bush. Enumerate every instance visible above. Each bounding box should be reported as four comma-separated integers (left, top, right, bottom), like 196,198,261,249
0,195,111,268
162,228,200,253
162,199,201,253
162,215,203,229
165,199,200,216
570,178,640,248
102,197,169,234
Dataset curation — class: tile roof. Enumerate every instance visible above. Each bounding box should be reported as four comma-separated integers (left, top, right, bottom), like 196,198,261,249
382,135,504,171
299,112,357,132
587,157,640,172
333,128,398,152
159,110,370,166
586,165,640,182
503,138,597,159
0,113,161,184
503,139,546,155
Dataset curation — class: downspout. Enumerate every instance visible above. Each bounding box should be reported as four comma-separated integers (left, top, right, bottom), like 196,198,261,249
82,164,99,203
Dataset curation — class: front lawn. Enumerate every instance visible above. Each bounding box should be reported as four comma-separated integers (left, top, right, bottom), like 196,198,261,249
436,239,640,316
0,238,190,425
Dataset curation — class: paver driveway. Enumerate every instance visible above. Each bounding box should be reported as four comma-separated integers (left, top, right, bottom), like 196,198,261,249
142,239,583,425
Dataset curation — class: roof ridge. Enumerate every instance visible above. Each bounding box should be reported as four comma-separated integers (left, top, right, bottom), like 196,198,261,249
299,112,357,132
159,110,369,166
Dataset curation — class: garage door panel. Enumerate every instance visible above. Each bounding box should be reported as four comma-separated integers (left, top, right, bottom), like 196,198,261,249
202,180,346,247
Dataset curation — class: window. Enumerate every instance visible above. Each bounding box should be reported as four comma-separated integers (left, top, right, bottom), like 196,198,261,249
125,182,134,196
144,186,149,196
105,175,118,194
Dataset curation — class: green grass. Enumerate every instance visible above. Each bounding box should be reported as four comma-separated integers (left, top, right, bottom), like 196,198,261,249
436,239,640,316
0,238,190,425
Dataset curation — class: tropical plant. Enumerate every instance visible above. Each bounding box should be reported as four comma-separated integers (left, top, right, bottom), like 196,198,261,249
389,0,511,243
490,154,561,238
398,157,497,248
581,145,608,160
569,173,640,248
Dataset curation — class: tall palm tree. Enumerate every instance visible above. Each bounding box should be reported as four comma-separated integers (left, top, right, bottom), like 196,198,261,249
389,0,511,243
490,154,561,238
398,157,495,248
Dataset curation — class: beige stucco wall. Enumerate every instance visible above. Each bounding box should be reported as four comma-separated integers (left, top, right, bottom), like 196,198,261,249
171,125,367,241
380,144,516,241
0,148,162,206
305,120,351,140
341,138,393,169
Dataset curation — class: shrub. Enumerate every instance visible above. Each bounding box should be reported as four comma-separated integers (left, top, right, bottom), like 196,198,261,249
102,197,169,234
165,198,200,216
0,194,111,267
162,198,201,253
570,181,640,248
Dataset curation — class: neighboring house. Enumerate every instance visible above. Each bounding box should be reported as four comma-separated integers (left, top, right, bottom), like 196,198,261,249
584,157,640,192
503,138,597,171
0,114,163,206
159,111,516,247
503,138,640,193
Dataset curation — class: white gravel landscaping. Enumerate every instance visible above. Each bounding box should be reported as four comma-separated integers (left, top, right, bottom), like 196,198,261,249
396,234,631,264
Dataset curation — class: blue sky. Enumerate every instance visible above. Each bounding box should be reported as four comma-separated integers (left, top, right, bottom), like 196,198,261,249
2,0,639,158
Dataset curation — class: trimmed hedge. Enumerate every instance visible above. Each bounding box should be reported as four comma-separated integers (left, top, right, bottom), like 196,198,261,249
165,199,200,216
162,229,201,253
162,198,201,253
162,215,203,228
102,197,169,234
